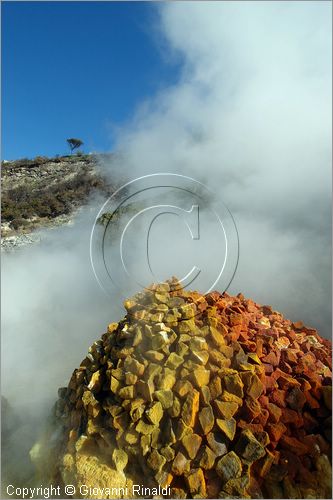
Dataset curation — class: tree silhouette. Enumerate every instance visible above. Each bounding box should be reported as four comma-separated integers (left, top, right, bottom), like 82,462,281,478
67,138,83,154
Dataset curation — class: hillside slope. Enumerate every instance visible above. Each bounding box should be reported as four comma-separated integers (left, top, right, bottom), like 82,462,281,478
1,154,114,248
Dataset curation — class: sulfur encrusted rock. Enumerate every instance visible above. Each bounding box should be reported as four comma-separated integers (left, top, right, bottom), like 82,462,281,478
214,400,239,419
154,389,173,409
181,390,200,427
182,433,202,460
216,418,237,441
172,451,190,476
199,406,215,434
146,401,163,425
186,468,206,497
207,432,228,458
147,449,166,472
112,448,128,473
235,429,266,463
216,451,243,483
46,278,331,499
199,446,217,470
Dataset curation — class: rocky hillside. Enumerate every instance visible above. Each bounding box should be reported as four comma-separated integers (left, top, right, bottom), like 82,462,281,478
1,154,114,249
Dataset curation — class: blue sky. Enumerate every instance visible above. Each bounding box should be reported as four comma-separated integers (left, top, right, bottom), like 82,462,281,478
2,1,181,160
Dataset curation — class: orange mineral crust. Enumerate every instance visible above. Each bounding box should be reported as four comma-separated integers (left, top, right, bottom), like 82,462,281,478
54,280,332,499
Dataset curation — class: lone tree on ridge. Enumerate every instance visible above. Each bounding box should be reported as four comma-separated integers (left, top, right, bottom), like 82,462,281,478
67,138,83,154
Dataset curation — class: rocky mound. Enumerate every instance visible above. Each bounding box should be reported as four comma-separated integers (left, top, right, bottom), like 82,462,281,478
41,280,332,498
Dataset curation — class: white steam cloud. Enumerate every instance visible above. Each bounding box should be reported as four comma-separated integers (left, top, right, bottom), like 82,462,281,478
110,1,331,336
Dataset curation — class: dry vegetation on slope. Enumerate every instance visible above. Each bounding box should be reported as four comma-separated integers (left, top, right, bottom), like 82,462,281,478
1,154,114,236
